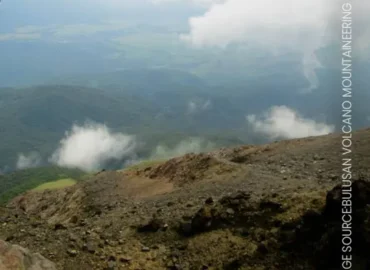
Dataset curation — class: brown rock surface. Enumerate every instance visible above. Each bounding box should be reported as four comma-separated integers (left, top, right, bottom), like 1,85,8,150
0,128,369,269
0,240,56,270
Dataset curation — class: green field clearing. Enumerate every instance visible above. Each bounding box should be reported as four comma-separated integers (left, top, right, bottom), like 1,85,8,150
33,178,77,191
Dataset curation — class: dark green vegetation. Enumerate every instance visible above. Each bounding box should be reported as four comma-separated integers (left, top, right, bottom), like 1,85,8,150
0,70,251,170
0,166,84,205
1,66,370,172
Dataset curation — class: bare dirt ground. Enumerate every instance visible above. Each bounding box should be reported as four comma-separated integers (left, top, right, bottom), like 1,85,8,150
1,128,370,270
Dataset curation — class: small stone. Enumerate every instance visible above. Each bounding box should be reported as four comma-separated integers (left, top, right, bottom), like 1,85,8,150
69,215,79,224
67,249,78,257
141,246,150,252
137,218,164,233
239,228,249,237
69,233,79,242
176,243,188,251
54,223,67,230
230,199,240,205
257,243,268,254
180,222,192,236
79,220,87,226
120,256,132,263
5,235,14,241
205,197,214,204
84,242,96,254
226,208,235,215
107,260,116,270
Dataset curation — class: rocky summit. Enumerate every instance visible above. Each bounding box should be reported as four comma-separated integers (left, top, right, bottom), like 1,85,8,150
1,129,370,270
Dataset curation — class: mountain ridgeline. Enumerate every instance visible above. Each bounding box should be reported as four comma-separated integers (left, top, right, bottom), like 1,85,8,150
1,68,370,172
1,129,369,269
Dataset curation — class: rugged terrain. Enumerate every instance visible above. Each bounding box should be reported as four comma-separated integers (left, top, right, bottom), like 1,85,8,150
1,128,370,270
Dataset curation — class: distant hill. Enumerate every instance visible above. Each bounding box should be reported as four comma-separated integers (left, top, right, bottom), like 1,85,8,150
0,166,84,205
0,85,161,168
0,82,248,170
49,68,208,96
2,67,369,171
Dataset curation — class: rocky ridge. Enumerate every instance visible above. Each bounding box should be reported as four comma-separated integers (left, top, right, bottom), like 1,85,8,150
0,128,370,269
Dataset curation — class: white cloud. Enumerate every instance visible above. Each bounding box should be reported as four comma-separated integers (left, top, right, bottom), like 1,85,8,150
15,25,53,34
171,0,370,91
180,0,329,47
247,106,334,139
151,137,215,159
187,99,212,114
49,122,136,172
51,22,129,38
178,0,331,91
0,20,129,42
151,0,224,5
0,33,41,41
16,152,42,170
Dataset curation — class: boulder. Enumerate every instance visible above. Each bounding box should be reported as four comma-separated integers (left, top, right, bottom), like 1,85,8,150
0,240,56,270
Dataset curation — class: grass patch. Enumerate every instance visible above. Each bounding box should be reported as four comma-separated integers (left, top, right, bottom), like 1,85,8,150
32,178,77,191
124,159,165,171
0,166,85,205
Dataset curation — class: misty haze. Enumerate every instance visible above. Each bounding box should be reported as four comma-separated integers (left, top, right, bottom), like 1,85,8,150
0,1,369,270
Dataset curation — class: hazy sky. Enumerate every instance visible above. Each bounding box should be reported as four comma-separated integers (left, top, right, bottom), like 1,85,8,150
1,0,369,170
0,0,369,89
2,0,368,54
0,0,202,30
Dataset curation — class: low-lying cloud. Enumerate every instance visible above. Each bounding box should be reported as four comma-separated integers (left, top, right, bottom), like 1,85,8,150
16,152,42,170
49,122,136,172
0,32,41,42
151,137,215,160
187,99,212,115
247,106,335,139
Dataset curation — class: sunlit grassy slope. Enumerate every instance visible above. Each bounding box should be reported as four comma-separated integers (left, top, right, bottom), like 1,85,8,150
0,166,85,205
33,178,77,191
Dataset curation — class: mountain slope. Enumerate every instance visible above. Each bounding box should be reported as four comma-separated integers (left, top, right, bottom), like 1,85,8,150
0,166,85,205
0,85,161,168
0,83,251,171
1,128,369,269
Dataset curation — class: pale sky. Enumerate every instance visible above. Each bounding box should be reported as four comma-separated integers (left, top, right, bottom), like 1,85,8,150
0,0,369,89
